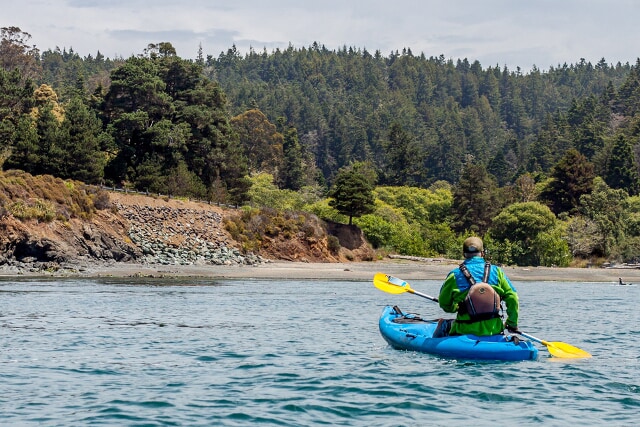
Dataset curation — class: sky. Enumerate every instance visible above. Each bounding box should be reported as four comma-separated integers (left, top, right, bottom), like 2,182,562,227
4,0,640,72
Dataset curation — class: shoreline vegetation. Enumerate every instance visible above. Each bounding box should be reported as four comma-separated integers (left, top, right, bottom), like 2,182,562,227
1,175,638,283
2,258,639,283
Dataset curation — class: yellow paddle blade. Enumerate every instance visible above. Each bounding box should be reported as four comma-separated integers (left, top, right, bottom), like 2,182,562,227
373,273,439,302
373,272,413,294
544,341,592,359
518,332,592,359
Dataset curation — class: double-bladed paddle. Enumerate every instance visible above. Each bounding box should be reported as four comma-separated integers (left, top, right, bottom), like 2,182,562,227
373,272,592,359
373,272,439,301
516,332,592,358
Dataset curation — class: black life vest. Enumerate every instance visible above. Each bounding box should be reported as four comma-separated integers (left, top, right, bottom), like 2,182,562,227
457,262,501,323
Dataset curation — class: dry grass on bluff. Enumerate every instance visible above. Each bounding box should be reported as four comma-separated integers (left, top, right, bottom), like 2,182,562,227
0,170,375,264
0,170,111,222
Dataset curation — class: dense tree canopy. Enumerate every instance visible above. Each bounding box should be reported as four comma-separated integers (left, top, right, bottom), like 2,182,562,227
99,54,250,202
230,109,283,175
604,134,640,195
3,27,640,264
488,201,569,266
0,27,41,82
539,149,595,215
579,177,630,256
211,44,635,188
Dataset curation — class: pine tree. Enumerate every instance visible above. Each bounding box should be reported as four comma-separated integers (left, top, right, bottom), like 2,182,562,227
451,160,499,234
487,151,510,186
328,165,375,225
230,108,283,175
605,134,640,195
56,96,106,183
279,125,304,190
34,103,64,175
540,149,595,215
384,122,411,185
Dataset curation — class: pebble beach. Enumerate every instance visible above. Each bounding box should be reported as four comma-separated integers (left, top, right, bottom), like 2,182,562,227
11,258,637,283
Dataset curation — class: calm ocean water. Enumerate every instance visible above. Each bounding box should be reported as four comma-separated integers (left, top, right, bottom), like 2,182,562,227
0,275,638,426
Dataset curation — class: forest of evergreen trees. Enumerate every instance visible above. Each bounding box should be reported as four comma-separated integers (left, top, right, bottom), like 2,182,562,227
2,26,640,266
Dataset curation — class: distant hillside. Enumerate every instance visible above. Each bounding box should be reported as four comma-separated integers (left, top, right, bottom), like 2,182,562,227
211,46,636,185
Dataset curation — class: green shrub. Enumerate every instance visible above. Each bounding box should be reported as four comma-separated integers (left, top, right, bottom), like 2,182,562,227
327,235,341,253
8,198,56,222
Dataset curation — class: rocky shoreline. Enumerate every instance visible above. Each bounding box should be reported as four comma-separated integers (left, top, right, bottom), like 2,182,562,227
2,190,640,283
0,192,268,276
1,187,380,276
116,201,265,267
2,257,640,283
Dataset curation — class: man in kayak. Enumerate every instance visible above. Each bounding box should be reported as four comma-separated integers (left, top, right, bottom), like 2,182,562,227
436,236,519,337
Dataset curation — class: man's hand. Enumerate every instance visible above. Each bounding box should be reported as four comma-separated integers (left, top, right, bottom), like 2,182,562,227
506,324,520,334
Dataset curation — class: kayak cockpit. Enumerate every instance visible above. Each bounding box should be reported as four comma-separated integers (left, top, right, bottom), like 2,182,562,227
379,305,538,361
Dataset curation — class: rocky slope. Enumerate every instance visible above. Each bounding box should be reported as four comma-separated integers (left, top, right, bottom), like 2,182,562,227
0,190,375,274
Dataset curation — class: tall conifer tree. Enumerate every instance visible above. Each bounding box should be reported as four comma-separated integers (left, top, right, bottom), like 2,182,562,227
279,125,304,191
605,134,640,195
540,149,595,215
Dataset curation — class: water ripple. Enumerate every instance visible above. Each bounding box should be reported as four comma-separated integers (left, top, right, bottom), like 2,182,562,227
0,279,638,426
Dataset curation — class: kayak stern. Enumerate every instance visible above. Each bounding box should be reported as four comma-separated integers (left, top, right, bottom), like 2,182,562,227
379,305,538,361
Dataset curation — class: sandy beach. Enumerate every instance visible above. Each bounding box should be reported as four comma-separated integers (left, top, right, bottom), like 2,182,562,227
45,258,640,283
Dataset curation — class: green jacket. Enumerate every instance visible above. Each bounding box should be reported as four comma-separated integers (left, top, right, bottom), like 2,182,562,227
438,256,519,336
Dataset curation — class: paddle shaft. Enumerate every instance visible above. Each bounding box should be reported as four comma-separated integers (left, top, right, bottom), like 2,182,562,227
517,332,548,346
408,288,439,302
374,272,591,358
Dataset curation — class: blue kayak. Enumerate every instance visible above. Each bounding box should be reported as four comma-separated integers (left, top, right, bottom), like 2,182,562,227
379,305,538,361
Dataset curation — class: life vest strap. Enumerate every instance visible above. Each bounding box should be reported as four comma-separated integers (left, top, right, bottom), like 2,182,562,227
458,261,491,285
457,261,501,323
454,312,502,323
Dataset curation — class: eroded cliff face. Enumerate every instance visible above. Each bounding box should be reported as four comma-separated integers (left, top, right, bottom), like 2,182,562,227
0,207,140,265
0,191,375,272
